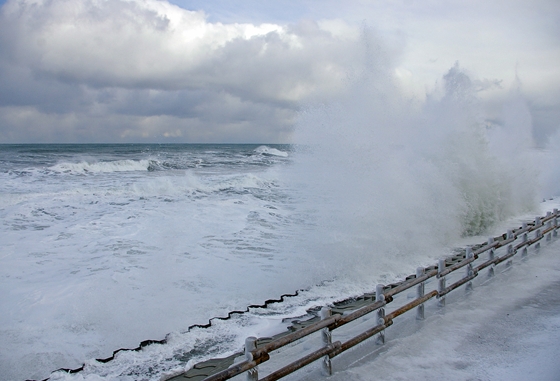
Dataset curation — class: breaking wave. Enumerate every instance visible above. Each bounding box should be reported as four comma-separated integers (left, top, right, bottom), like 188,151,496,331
49,159,153,174
254,145,289,157
289,56,540,280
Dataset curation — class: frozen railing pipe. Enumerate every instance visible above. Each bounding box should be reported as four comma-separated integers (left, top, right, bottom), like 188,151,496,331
375,283,385,345
487,237,495,277
546,212,552,241
552,208,558,237
536,217,542,250
245,337,258,381
416,267,425,320
521,222,529,257
319,307,332,376
466,247,474,291
437,258,446,307
192,210,559,381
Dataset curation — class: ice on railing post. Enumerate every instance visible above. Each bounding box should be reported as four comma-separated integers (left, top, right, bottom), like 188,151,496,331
522,222,528,257
245,337,258,381
554,209,559,238
535,217,542,250
437,259,446,307
546,212,552,241
507,230,514,266
376,284,385,345
466,247,474,291
416,267,425,320
319,307,333,376
487,237,495,277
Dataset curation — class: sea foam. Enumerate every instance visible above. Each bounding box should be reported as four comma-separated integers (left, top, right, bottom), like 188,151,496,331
49,159,152,174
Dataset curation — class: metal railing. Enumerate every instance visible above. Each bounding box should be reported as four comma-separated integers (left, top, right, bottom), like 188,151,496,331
195,208,559,381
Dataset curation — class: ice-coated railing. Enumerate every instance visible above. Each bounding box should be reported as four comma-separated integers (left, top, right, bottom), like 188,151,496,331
174,209,559,381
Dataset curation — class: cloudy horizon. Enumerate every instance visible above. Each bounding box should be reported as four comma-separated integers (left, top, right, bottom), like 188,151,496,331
0,0,558,144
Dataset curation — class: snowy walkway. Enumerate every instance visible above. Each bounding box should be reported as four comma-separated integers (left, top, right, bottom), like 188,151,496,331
300,238,560,381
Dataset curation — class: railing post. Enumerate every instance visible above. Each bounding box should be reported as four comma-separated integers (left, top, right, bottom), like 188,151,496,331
245,337,258,381
506,230,514,266
416,267,425,320
546,212,552,241
535,217,542,250
376,284,385,344
487,237,495,277
522,222,528,258
319,307,332,375
554,209,559,238
466,247,474,291
437,258,446,307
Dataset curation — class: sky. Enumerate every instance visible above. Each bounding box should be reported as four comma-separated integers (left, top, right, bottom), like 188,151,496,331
0,0,559,144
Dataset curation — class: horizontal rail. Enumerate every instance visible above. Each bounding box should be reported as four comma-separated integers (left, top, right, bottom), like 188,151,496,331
527,234,544,246
260,342,342,381
494,247,516,266
332,299,386,328
542,225,556,236
333,320,393,356
511,225,530,237
542,214,555,223
385,290,438,321
202,354,269,381
439,273,478,296
252,314,341,360
438,254,477,277
495,236,515,248
473,240,500,256
474,257,499,273
384,270,438,298
514,239,530,251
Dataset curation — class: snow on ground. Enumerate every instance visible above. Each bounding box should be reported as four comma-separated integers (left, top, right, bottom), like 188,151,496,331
325,245,560,381
292,202,560,381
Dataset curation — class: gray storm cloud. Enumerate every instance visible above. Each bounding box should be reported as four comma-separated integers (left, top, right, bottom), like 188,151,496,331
0,0,363,142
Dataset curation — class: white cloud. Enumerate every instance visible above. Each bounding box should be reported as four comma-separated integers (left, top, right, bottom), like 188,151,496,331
1,0,357,96
0,0,373,142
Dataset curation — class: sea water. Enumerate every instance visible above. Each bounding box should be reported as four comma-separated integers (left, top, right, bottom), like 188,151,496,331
4,143,416,381
0,144,317,380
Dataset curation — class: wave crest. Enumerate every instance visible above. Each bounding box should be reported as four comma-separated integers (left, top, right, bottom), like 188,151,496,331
49,159,153,174
254,146,288,157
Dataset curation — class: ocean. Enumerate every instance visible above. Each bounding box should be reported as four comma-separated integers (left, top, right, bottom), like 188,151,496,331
0,144,319,380
4,143,414,381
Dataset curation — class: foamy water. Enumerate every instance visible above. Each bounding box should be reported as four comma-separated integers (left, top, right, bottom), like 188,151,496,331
0,144,317,380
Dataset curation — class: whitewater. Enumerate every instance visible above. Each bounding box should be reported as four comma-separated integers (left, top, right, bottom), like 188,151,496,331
2,66,560,381
0,144,313,381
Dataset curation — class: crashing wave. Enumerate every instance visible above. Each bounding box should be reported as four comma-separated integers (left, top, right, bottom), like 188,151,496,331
254,145,288,157
49,159,153,174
